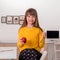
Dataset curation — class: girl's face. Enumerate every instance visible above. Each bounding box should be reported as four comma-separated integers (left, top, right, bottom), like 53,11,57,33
26,14,36,25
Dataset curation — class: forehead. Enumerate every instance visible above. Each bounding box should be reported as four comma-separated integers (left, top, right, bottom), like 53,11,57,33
27,13,36,17
27,14,36,18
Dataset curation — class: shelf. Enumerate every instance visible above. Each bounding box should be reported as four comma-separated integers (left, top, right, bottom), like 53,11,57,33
55,50,60,52
56,58,60,60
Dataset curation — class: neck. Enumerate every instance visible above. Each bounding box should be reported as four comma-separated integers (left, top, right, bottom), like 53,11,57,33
27,24,33,28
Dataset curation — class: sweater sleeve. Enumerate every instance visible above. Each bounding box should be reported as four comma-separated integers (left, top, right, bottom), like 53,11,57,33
39,29,45,49
17,28,24,50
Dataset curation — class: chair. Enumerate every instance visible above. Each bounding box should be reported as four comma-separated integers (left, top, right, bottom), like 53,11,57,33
40,48,47,60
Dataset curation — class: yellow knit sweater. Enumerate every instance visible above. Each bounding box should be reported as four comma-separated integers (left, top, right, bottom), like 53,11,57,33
17,27,45,52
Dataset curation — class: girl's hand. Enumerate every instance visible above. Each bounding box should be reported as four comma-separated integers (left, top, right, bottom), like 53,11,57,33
20,38,25,44
20,37,26,44
42,32,46,38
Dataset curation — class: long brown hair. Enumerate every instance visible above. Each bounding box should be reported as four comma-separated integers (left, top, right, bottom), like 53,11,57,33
20,8,43,31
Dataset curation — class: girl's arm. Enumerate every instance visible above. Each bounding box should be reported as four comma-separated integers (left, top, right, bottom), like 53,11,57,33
39,30,45,49
17,29,24,49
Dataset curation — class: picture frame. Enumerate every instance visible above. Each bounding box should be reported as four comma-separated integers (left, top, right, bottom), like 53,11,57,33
12,16,19,24
20,15,25,21
19,15,24,25
19,20,24,25
6,16,13,24
1,16,6,23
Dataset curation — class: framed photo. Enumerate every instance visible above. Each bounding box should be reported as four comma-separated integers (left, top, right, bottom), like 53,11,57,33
13,16,19,24
1,16,6,23
19,20,24,25
20,15,25,21
6,16,13,24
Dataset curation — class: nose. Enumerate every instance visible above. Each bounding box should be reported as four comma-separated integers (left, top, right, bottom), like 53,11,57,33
29,16,33,20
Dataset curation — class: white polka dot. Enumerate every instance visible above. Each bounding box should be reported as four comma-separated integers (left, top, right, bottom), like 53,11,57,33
31,58,33,59
23,57,25,58
32,54,33,56
35,59,37,60
23,53,25,55
32,51,34,52
35,55,37,57
27,57,29,59
28,54,29,56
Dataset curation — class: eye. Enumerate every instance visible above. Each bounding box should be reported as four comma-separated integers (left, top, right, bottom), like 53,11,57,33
32,15,36,18
28,15,30,17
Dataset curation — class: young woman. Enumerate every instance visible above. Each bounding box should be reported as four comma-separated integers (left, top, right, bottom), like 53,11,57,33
17,8,45,60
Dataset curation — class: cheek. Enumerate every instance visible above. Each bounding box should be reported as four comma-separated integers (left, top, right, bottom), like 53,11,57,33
26,17,29,20
26,18,29,22
33,18,35,23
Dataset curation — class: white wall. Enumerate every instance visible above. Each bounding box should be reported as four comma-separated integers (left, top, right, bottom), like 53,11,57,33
0,0,60,43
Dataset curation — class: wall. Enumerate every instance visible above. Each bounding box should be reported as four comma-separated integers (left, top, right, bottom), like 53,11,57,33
0,0,60,43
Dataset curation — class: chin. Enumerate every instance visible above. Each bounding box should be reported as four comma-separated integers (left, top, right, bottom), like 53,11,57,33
29,22,33,24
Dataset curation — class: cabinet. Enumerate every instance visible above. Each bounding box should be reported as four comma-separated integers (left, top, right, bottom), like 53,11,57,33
54,41,60,60
46,40,60,60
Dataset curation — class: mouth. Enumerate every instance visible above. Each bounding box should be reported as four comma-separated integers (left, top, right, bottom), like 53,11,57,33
29,20,33,22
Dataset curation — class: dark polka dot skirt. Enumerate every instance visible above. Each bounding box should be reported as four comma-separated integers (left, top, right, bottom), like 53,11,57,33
19,49,42,60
